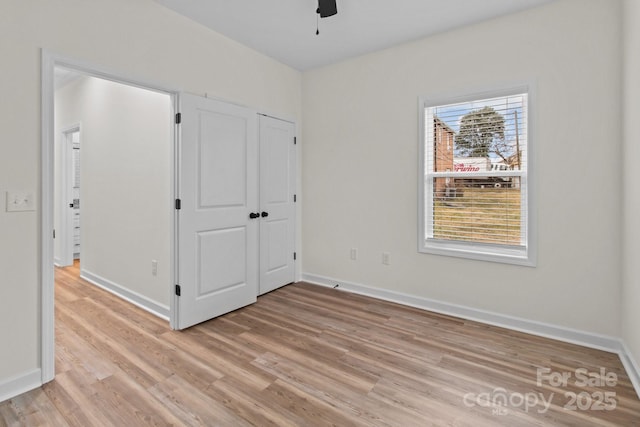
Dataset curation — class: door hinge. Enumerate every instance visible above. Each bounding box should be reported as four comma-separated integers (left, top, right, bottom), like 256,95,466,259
175,113,182,124
53,229,56,239
293,194,297,203
294,137,297,145
293,252,297,261
175,199,181,210
175,284,181,296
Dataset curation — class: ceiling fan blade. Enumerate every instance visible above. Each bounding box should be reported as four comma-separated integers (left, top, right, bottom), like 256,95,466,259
318,0,337,18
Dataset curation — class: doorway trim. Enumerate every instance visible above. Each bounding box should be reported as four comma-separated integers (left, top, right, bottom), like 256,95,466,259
41,50,180,384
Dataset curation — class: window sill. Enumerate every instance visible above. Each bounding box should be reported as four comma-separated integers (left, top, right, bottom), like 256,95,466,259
420,239,536,267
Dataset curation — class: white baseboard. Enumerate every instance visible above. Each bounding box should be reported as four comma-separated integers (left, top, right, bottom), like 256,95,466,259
302,273,619,351
0,369,41,403
81,269,170,321
619,341,640,399
302,272,640,399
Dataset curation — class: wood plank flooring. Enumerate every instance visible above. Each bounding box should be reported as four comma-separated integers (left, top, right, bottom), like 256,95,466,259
1,262,639,426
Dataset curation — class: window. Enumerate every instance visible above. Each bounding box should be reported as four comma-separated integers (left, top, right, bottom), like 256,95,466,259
418,87,535,266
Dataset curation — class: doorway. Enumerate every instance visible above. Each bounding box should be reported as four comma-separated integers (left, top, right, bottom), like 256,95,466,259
42,52,179,384
53,67,174,316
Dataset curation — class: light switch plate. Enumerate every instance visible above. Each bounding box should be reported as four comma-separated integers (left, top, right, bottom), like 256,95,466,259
6,191,36,212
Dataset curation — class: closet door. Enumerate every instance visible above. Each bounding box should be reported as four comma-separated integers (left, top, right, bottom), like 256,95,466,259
258,115,296,295
176,94,258,329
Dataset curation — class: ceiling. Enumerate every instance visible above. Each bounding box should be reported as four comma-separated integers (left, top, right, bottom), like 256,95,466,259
154,0,555,71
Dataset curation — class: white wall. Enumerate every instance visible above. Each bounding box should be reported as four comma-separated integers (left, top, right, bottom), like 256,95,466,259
55,76,172,309
0,0,301,386
622,0,640,376
302,0,622,335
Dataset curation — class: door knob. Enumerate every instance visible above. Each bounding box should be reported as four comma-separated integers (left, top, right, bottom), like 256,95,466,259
249,212,260,219
261,211,269,218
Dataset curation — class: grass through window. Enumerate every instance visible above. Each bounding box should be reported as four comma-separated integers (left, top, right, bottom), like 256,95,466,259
433,187,521,245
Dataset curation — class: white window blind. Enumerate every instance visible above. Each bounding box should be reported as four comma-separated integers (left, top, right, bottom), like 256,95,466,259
420,90,532,265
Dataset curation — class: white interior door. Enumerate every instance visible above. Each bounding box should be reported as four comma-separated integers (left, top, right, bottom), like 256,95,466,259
259,115,296,295
177,94,258,330
70,132,81,261
59,127,80,267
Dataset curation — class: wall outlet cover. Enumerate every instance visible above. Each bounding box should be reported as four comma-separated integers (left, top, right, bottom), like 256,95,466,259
6,191,36,212
382,252,390,265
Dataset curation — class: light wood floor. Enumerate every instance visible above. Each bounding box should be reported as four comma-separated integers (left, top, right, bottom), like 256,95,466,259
1,263,639,426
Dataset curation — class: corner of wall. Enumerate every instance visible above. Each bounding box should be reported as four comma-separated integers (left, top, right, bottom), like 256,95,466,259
621,0,640,398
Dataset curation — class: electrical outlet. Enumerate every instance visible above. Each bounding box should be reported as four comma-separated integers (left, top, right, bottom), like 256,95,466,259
151,260,158,276
382,252,390,265
350,248,358,260
6,191,35,212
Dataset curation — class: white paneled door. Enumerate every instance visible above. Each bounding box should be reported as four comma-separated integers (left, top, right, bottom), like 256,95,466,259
259,115,296,295
177,94,258,330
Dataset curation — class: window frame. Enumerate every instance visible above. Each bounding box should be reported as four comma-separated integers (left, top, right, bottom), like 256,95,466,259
418,84,536,267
